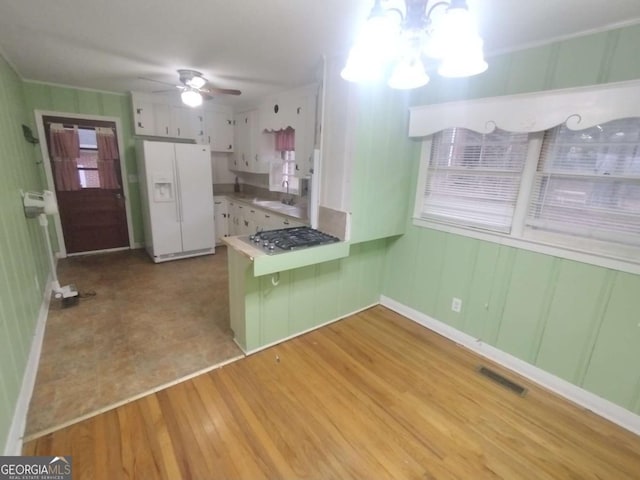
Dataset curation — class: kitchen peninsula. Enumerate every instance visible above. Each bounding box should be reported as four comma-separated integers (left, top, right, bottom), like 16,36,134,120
220,59,415,354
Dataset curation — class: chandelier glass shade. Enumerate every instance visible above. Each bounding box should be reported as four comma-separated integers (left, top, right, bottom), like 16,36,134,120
341,0,488,89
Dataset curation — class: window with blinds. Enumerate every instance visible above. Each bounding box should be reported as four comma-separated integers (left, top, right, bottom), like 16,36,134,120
420,128,530,232
525,118,640,251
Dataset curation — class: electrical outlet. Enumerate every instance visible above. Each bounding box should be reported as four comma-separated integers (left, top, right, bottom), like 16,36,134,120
451,297,462,313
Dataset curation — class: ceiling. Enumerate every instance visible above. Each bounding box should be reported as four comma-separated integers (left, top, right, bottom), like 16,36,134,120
1,0,640,108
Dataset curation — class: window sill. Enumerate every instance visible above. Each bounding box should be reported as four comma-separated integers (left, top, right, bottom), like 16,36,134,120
412,217,640,275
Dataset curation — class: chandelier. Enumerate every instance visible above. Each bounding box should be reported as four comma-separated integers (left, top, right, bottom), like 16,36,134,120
341,0,487,89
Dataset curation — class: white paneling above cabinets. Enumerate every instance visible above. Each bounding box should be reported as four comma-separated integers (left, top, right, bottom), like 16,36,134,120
131,92,232,152
258,84,318,182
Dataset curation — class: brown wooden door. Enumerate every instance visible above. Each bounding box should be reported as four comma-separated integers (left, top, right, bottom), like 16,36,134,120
44,116,129,254
56,188,128,253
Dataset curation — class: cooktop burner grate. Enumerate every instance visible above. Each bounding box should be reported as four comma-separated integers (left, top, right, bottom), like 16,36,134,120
243,227,340,254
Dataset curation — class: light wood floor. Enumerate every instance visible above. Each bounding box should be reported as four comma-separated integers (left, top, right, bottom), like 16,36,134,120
24,306,640,479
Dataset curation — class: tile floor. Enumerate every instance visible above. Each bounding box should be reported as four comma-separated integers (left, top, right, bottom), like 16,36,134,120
25,246,243,438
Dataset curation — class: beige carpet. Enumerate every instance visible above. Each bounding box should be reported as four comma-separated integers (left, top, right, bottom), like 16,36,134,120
25,246,242,438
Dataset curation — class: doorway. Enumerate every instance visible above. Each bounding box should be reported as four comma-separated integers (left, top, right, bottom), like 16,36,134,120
41,114,131,255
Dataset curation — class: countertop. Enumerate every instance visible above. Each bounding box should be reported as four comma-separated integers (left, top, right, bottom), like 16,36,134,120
215,193,309,223
222,235,350,276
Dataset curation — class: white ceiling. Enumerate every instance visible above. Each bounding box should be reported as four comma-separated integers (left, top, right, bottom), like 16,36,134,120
1,0,639,108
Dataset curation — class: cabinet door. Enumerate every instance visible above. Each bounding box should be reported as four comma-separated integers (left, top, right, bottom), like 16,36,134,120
154,104,171,137
170,106,190,138
228,201,236,235
294,93,316,177
133,101,156,135
214,197,229,244
206,109,234,152
190,111,205,144
230,112,247,171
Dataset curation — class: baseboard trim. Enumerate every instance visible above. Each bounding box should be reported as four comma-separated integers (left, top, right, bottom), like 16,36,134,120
3,274,53,455
379,295,640,437
241,303,379,356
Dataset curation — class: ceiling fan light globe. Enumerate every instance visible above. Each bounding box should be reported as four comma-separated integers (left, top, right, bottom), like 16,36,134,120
181,88,203,107
187,75,206,89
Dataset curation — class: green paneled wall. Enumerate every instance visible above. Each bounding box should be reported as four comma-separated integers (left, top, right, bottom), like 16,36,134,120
382,23,640,414
231,240,386,352
0,55,49,451
349,84,420,244
21,82,144,245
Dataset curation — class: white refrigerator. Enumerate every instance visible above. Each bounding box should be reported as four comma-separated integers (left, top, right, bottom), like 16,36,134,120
136,140,215,263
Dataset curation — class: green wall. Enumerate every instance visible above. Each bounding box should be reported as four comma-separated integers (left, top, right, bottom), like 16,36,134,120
349,85,419,244
231,240,386,352
22,82,144,245
0,55,50,451
382,24,640,414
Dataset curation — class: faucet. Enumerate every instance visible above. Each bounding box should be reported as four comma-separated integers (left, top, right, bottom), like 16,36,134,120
281,180,295,206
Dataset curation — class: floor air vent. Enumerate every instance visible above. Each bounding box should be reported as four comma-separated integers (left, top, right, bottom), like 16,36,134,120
478,366,527,396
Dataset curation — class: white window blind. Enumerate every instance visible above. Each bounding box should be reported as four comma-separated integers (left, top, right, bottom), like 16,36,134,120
525,118,640,251
421,128,530,232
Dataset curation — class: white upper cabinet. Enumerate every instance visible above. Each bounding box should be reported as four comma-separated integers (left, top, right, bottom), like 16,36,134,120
132,101,156,135
204,108,234,152
230,110,273,174
292,91,317,177
131,92,228,149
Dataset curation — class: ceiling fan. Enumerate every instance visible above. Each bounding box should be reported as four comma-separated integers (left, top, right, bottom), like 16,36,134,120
139,69,241,107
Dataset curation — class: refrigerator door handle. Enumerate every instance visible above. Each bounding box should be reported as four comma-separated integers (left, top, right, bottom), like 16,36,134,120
175,161,182,223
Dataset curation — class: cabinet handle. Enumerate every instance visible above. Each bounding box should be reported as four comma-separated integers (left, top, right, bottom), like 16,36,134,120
245,161,248,166
165,126,169,135
137,122,144,128
227,119,232,125
295,164,299,170
228,144,232,150
215,201,221,205
283,220,290,225
297,107,302,114
177,127,181,136
255,154,258,161
244,220,249,227
250,209,255,213
208,135,211,143
265,214,270,218
136,108,143,114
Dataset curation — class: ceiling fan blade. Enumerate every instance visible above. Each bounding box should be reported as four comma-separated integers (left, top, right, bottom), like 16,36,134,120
138,76,181,88
202,86,242,96
152,88,180,94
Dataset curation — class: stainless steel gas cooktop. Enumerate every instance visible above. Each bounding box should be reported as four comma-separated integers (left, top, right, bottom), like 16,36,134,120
240,226,340,255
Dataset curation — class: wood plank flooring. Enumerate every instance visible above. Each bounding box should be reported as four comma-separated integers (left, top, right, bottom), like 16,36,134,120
24,306,640,479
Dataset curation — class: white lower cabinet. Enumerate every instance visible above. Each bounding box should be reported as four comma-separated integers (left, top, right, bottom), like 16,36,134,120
216,197,306,239
214,196,229,245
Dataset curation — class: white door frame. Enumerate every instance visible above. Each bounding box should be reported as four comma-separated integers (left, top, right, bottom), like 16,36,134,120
35,110,135,258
